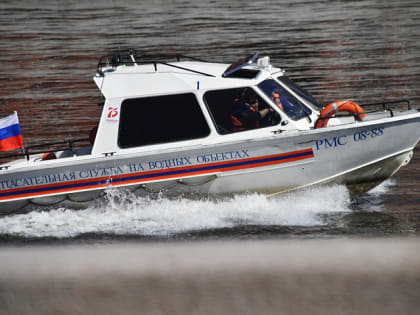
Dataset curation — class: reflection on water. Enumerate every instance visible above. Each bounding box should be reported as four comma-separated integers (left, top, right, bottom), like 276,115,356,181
0,0,419,240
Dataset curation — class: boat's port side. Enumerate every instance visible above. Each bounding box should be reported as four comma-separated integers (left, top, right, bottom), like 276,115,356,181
1,52,419,214
339,150,413,194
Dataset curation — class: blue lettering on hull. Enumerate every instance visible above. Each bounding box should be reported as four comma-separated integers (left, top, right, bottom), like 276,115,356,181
315,127,384,151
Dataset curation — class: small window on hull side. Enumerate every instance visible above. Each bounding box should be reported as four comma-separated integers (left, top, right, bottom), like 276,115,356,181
118,93,210,148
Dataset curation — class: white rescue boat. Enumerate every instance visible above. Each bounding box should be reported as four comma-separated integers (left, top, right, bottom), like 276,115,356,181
1,52,419,213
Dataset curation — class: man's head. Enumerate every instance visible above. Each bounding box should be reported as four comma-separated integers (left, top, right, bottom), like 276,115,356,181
242,88,258,107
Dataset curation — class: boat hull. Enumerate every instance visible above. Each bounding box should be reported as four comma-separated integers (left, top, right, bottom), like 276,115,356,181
1,114,419,213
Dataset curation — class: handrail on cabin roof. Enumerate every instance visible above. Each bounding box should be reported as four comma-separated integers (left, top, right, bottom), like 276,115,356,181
96,51,263,79
96,51,215,77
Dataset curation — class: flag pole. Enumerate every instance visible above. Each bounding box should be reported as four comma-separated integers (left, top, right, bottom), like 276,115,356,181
15,111,27,160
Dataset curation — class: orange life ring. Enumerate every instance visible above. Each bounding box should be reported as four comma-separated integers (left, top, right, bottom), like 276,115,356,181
315,100,366,128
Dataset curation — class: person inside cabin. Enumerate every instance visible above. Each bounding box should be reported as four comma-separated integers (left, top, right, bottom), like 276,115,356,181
268,86,303,119
230,88,273,131
271,91,284,111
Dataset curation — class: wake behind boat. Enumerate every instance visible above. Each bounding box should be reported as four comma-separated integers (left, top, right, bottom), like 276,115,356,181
1,51,419,213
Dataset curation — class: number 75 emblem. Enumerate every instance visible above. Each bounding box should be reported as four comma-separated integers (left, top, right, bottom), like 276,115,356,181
107,107,119,118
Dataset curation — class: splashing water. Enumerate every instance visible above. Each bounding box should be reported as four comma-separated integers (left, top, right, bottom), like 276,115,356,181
350,179,397,212
0,185,351,238
366,179,396,197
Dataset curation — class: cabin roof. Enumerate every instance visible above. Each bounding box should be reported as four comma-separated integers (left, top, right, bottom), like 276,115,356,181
93,55,283,99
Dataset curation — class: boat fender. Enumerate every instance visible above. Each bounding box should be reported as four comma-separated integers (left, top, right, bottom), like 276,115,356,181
315,100,366,128
42,151,57,161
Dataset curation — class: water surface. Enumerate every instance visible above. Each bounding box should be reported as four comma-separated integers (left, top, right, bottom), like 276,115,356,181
0,0,419,242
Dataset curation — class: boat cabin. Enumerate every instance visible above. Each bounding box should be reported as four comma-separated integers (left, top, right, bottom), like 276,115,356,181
1,52,412,165
91,52,322,156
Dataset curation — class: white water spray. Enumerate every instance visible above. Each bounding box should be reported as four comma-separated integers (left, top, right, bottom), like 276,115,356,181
0,185,351,238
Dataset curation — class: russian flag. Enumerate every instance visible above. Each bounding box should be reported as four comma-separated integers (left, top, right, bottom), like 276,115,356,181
0,112,24,151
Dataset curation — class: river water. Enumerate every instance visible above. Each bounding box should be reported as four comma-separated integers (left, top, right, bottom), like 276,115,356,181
0,0,419,242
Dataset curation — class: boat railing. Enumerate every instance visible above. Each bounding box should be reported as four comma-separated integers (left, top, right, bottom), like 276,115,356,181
0,138,90,163
314,99,413,126
96,50,215,77
360,99,411,117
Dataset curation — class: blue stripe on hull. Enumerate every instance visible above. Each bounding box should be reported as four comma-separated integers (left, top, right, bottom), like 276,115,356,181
0,149,314,199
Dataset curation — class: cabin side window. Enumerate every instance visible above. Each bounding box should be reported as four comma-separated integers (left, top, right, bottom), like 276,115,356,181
118,93,210,148
204,87,280,134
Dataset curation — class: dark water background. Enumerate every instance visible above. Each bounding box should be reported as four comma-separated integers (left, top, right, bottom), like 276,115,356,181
0,0,419,242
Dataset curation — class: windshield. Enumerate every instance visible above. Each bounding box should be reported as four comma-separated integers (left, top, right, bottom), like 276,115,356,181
258,79,312,120
277,76,322,110
223,52,259,77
